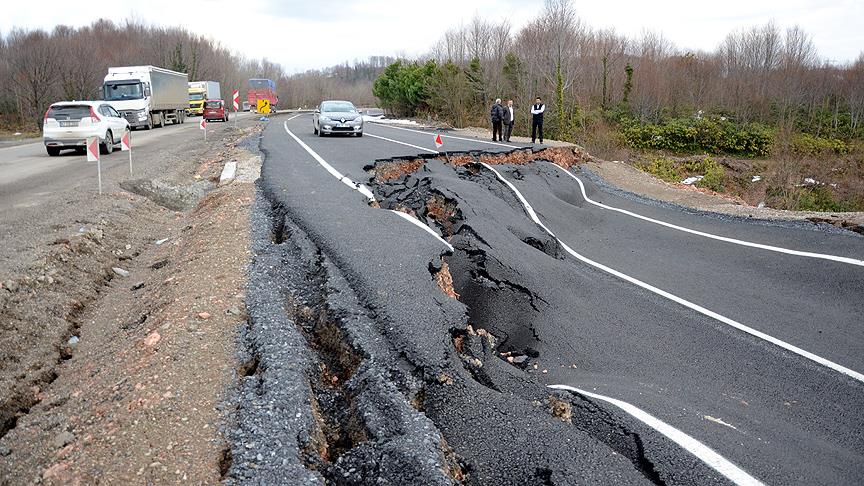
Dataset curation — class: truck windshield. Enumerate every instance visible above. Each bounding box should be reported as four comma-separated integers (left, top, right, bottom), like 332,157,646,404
104,82,143,101
249,79,272,90
189,93,205,101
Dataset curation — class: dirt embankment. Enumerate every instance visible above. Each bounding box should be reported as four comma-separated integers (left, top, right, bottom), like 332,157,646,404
0,126,261,484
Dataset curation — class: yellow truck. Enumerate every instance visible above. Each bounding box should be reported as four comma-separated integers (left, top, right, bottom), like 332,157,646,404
186,81,220,116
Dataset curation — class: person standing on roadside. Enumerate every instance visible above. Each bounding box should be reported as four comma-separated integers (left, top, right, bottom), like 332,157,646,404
503,99,515,142
531,97,545,144
490,98,504,142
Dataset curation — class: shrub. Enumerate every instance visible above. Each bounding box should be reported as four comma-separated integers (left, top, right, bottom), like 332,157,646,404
636,157,679,182
697,159,725,192
791,133,848,155
621,117,772,157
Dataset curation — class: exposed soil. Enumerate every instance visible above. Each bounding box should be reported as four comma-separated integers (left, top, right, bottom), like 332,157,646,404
0,124,261,484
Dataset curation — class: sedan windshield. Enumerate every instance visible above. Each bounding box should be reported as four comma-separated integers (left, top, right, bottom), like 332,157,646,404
321,102,356,113
104,82,143,101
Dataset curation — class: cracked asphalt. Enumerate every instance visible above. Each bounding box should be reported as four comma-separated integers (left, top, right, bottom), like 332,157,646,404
232,113,864,485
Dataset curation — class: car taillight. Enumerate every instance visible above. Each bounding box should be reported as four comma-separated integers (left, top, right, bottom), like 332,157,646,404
89,107,101,123
43,109,49,125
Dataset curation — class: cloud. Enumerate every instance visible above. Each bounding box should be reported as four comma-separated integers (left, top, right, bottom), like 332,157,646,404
1,0,861,72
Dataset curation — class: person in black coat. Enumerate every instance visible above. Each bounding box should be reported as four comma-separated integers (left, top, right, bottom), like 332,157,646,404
531,97,545,144
490,98,504,142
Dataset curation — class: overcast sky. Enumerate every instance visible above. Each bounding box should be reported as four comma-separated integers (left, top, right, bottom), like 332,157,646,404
2,0,861,72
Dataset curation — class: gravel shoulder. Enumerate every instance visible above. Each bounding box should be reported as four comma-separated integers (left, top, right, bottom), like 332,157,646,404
0,121,261,484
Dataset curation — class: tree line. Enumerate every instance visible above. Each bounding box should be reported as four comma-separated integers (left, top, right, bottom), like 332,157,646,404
373,0,864,147
0,19,391,131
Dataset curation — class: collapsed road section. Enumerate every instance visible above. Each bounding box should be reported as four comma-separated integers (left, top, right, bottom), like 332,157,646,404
226,123,730,485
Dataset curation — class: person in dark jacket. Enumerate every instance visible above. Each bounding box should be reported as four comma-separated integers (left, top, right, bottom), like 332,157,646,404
490,98,504,142
503,99,515,142
531,97,545,144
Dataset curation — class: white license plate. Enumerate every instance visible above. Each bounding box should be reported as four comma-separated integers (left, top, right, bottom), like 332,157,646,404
59,121,78,127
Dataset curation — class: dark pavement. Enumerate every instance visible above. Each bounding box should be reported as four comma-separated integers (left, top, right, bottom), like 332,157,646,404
235,113,864,485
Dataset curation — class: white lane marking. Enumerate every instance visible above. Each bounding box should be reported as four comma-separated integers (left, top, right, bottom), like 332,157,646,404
548,385,764,486
482,162,864,383
285,113,302,121
282,121,450,252
390,210,454,251
370,123,521,149
283,122,372,200
363,132,439,154
550,164,864,267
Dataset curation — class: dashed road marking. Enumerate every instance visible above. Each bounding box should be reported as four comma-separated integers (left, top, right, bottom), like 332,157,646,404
548,385,764,486
550,164,864,267
482,162,864,384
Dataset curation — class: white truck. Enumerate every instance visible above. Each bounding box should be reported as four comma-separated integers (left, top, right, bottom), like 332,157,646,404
102,66,189,130
187,81,221,116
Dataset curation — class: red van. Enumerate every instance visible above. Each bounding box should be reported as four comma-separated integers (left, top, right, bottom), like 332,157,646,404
203,100,228,122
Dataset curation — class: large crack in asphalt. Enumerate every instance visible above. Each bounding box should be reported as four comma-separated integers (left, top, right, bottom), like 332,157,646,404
363,150,718,485
229,136,721,485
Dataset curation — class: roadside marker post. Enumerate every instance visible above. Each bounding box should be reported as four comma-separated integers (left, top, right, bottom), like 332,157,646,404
86,136,101,195
232,89,240,128
434,132,450,164
121,130,132,176
200,118,207,141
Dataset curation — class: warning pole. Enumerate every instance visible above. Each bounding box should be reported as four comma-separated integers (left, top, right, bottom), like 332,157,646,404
86,136,101,194
121,130,132,176
200,118,207,141
232,89,239,129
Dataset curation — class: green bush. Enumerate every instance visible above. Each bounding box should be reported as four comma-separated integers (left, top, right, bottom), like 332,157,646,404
636,156,726,190
621,117,772,157
636,157,680,182
791,133,848,155
635,156,726,191
697,159,725,192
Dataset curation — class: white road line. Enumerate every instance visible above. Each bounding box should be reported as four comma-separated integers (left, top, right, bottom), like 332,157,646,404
482,162,864,384
547,385,764,486
370,123,521,149
285,113,302,121
363,132,439,153
550,164,864,267
390,210,454,252
282,121,451,252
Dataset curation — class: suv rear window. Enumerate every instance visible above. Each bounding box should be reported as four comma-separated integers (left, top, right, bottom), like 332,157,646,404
47,105,90,120
205,101,222,109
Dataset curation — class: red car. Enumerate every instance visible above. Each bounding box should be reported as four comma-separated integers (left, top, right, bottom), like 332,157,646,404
203,100,228,122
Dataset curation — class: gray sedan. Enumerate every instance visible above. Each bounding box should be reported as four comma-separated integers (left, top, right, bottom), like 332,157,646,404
313,100,363,137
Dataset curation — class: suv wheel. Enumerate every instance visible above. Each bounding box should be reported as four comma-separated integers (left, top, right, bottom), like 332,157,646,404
46,147,60,156
101,130,114,154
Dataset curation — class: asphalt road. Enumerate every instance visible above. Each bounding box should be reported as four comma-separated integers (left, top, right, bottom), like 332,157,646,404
0,112,258,212
248,113,863,485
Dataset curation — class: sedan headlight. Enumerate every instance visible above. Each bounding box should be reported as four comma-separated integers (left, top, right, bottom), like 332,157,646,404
319,115,331,122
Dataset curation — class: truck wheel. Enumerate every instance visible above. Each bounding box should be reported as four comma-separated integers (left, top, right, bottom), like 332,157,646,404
145,117,153,130
101,130,114,154
157,114,164,128
46,147,60,156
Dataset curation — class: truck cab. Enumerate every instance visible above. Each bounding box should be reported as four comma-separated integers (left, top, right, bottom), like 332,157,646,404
188,86,207,116
103,66,188,130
